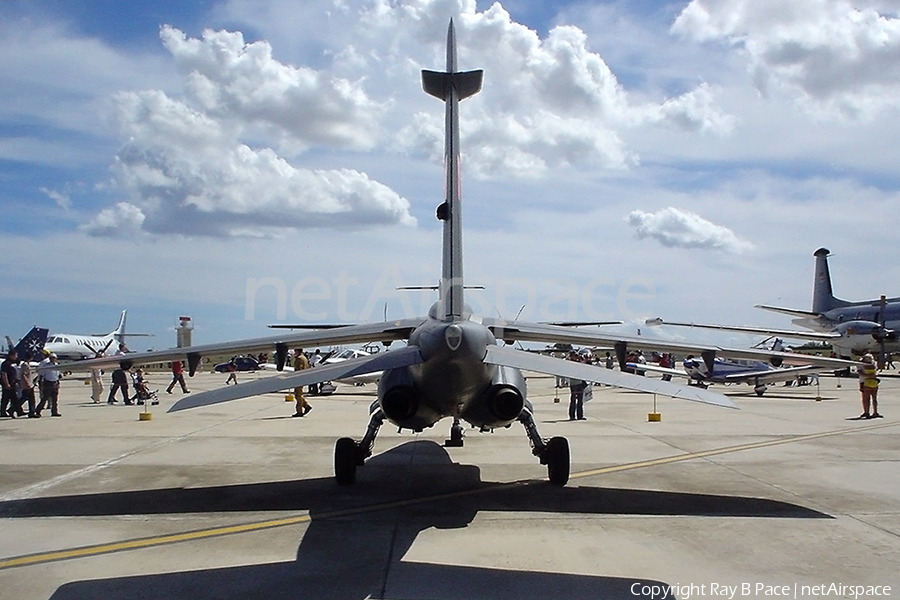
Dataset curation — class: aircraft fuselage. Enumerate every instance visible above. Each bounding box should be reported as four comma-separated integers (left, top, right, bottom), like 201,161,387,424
377,307,525,433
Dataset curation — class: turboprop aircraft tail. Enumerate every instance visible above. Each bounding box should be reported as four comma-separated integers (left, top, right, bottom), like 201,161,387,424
422,19,483,322
812,248,852,314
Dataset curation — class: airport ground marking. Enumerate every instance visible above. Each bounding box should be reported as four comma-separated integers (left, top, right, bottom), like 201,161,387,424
0,403,277,503
0,482,528,570
570,419,898,481
1,419,894,570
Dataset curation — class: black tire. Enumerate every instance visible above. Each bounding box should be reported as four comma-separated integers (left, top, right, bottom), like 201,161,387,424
335,437,358,485
545,436,570,486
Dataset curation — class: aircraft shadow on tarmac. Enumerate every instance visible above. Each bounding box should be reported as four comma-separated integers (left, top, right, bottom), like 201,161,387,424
0,441,829,600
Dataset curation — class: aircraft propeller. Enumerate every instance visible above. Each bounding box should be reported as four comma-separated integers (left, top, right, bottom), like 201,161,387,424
83,338,115,357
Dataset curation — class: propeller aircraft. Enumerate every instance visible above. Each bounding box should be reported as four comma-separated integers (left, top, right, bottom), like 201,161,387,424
648,248,900,365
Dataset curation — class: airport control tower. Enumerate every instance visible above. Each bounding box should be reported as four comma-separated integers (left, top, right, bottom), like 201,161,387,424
176,316,193,348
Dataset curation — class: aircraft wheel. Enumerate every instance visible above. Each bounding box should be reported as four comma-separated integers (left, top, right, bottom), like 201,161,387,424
544,436,570,486
444,423,465,447
754,385,766,396
335,437,358,485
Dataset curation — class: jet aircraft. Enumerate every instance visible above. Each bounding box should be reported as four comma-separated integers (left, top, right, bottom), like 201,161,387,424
43,310,152,361
50,23,873,488
647,248,900,361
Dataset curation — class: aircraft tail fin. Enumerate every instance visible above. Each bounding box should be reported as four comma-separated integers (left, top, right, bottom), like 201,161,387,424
112,309,127,343
422,19,483,321
12,327,49,360
812,248,851,313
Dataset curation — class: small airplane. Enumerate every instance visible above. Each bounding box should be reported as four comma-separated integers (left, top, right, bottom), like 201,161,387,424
43,310,153,361
2,327,50,362
628,355,824,396
647,248,900,362
62,21,866,487
316,346,390,392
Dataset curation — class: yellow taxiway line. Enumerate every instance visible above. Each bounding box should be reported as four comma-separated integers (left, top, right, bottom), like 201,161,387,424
1,419,894,570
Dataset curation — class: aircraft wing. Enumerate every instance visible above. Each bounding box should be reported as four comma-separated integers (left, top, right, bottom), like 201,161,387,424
42,319,425,375
717,365,821,384
482,319,719,356
481,319,854,370
645,318,840,341
483,345,737,409
168,346,423,412
625,362,688,379
705,347,855,369
754,305,824,320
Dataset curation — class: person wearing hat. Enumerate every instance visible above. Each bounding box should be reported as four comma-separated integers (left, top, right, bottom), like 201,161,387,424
38,352,63,417
856,353,882,419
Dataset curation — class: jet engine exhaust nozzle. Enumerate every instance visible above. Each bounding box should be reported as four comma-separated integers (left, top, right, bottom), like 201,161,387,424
380,386,419,422
486,384,525,423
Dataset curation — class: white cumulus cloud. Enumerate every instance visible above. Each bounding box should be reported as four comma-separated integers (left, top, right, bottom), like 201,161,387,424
626,206,754,253
92,27,414,237
161,25,383,153
672,0,900,119
383,0,735,179
82,202,146,236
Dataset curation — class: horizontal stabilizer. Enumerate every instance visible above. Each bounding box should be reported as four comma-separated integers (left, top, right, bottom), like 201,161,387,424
168,346,423,412
483,345,737,409
755,305,822,319
422,69,483,101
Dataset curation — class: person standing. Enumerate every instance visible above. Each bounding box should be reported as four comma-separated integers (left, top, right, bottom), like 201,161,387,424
108,366,131,405
166,360,190,394
292,349,313,418
659,353,673,381
224,358,238,385
18,352,38,417
1,349,23,418
308,349,323,395
856,353,882,419
567,352,587,421
90,350,105,404
39,353,63,417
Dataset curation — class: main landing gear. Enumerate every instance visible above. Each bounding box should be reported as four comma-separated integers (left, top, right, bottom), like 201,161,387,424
334,404,385,485
334,406,571,487
518,407,570,486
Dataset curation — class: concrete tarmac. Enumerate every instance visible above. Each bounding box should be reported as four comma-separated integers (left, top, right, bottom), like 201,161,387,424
0,369,898,599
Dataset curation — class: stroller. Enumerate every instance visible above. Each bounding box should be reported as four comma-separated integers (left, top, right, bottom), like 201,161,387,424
130,369,159,405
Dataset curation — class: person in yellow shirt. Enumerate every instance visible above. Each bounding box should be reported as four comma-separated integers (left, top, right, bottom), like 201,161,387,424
292,349,313,418
856,354,882,419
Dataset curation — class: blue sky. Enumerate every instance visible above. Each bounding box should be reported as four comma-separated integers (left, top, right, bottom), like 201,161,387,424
3,0,900,350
